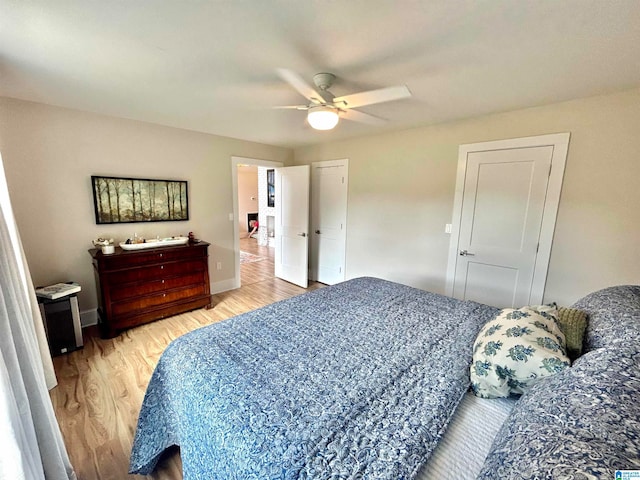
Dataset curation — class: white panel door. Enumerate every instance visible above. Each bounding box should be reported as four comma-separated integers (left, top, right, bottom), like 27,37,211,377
453,146,553,307
310,159,348,285
275,165,310,288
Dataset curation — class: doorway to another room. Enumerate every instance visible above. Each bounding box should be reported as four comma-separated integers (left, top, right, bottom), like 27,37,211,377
232,156,345,290
234,159,282,287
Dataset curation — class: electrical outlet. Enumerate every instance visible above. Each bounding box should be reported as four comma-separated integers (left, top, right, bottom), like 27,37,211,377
216,262,222,270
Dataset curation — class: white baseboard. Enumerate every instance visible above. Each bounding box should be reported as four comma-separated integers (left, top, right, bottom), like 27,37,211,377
211,278,237,294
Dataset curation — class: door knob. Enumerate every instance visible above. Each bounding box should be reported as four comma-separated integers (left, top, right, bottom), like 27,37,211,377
459,249,475,256
297,232,307,237
315,230,321,234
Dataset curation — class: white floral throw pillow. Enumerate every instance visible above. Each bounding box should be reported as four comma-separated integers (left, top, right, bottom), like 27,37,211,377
471,305,570,398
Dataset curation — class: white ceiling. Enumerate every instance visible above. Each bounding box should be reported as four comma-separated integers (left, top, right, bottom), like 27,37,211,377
1,1,639,148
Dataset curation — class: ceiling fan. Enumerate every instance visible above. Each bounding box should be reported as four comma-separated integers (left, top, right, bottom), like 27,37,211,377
275,68,412,130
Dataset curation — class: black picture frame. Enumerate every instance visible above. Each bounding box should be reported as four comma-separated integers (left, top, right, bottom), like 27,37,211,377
91,175,189,224
267,169,275,208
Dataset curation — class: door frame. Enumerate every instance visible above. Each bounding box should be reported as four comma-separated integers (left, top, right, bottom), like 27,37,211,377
231,156,283,289
445,132,570,303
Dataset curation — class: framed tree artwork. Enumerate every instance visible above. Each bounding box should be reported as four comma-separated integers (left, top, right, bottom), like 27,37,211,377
91,175,189,224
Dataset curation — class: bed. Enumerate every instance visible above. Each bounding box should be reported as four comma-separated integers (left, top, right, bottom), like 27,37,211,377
129,278,640,479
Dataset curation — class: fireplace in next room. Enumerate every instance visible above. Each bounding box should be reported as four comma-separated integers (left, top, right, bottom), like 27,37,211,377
247,212,258,233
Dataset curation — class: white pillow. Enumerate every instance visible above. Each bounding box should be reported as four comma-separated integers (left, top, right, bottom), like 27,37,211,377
470,305,570,398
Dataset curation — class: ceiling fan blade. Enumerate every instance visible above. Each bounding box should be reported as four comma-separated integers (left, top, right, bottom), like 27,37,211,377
334,85,411,109
340,109,386,125
272,105,309,110
277,68,322,104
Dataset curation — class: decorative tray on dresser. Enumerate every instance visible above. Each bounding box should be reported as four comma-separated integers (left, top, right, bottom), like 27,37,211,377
89,241,211,338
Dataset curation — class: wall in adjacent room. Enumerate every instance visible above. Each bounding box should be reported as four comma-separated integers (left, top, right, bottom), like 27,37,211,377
237,166,259,235
293,87,640,306
0,97,292,323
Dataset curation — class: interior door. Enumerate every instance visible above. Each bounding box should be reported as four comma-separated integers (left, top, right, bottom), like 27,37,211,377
275,165,310,288
452,146,553,307
447,134,569,307
311,159,348,285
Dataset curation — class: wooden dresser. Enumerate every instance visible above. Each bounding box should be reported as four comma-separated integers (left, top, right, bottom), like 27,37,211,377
89,241,211,338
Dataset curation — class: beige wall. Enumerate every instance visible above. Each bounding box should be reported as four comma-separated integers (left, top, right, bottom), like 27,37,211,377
294,87,640,306
1,88,638,318
0,97,292,320
237,166,259,234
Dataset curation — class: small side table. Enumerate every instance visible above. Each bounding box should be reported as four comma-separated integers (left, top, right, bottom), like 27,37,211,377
38,294,83,356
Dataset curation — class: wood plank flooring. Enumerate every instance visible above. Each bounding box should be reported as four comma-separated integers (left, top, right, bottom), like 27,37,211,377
239,236,275,286
50,246,322,480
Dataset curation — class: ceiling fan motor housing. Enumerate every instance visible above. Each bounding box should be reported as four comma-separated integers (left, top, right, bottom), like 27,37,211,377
312,73,336,104
313,72,336,91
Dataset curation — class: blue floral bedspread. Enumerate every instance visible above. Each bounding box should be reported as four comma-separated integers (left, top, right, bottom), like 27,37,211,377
572,285,640,351
477,342,640,479
129,277,498,479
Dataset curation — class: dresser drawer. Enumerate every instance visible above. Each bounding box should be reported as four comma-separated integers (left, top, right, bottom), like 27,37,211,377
98,244,207,271
106,259,206,285
111,285,208,317
108,296,212,331
109,272,206,301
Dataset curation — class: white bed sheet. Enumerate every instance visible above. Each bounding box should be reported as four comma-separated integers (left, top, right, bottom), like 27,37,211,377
416,391,518,479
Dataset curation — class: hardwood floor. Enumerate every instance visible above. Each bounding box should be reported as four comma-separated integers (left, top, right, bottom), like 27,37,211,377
239,236,275,286
50,262,322,480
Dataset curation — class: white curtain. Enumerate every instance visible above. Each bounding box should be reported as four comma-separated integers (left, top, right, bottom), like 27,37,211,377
0,152,76,479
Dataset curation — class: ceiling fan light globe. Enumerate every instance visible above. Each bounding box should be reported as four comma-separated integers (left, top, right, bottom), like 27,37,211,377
307,106,339,130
